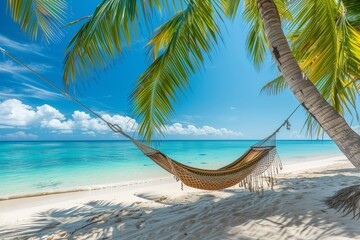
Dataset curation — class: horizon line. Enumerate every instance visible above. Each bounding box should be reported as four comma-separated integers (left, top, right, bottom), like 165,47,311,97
0,139,333,142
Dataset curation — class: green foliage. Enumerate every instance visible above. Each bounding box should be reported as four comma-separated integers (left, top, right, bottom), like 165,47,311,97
6,0,67,43
6,0,360,141
62,0,171,85
224,0,241,19
131,0,228,141
342,0,360,31
262,0,360,136
261,76,288,95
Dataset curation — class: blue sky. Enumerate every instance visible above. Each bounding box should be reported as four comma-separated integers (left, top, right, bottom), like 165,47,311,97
0,1,359,141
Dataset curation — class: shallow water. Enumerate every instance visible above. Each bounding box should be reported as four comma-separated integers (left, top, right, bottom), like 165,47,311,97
0,140,342,198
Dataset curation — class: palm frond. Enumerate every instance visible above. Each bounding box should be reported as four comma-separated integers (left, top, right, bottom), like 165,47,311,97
303,112,324,138
261,75,288,95
63,0,172,85
278,0,360,136
243,0,291,69
326,184,360,220
6,0,67,43
63,15,92,28
131,0,226,141
223,0,241,19
242,1,267,70
342,0,360,31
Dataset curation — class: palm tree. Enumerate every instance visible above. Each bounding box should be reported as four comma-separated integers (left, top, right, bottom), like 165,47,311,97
256,0,360,170
5,0,360,218
5,0,360,179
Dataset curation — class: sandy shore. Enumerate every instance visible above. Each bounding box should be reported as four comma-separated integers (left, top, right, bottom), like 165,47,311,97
0,156,359,239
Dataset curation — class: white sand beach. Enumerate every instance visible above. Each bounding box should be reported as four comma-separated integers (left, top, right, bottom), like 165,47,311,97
0,156,359,240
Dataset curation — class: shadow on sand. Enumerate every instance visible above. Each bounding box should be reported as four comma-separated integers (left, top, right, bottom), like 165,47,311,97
1,168,359,240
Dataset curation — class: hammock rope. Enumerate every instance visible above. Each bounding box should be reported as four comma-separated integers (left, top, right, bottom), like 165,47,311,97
0,47,301,192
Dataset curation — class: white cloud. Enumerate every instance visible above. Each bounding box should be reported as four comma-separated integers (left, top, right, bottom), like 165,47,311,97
0,60,30,75
82,131,96,136
0,99,36,127
0,34,44,56
36,104,65,121
0,99,137,135
0,85,61,100
21,83,62,99
0,125,14,129
0,99,243,138
229,106,236,110
41,119,74,132
0,36,57,101
0,99,70,131
72,111,108,132
0,60,52,75
165,123,243,137
103,114,138,132
0,58,59,100
1,131,38,140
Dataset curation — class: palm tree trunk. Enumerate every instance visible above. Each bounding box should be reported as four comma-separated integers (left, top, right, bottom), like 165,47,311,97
257,0,360,168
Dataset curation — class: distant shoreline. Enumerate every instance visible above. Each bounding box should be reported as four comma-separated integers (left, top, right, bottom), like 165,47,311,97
0,140,343,203
0,139,335,143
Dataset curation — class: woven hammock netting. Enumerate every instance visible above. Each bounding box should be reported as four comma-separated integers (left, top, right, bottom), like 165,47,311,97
120,126,283,192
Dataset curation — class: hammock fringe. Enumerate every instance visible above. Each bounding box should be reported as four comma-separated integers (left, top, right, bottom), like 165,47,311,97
239,150,282,193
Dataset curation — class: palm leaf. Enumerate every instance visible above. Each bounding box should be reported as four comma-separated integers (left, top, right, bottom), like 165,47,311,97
223,0,241,19
342,0,360,31
131,0,227,141
261,75,288,95
6,0,67,43
63,15,92,28
63,0,173,85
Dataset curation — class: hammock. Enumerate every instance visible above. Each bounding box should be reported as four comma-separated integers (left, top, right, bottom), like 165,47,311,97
0,47,299,192
108,122,285,192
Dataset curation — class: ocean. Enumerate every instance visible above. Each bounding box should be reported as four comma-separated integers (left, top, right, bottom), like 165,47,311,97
0,140,343,199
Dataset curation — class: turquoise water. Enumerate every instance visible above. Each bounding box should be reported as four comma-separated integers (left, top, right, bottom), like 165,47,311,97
0,140,342,198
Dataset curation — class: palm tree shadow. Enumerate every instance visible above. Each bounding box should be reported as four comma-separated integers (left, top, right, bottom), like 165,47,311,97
1,168,359,240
